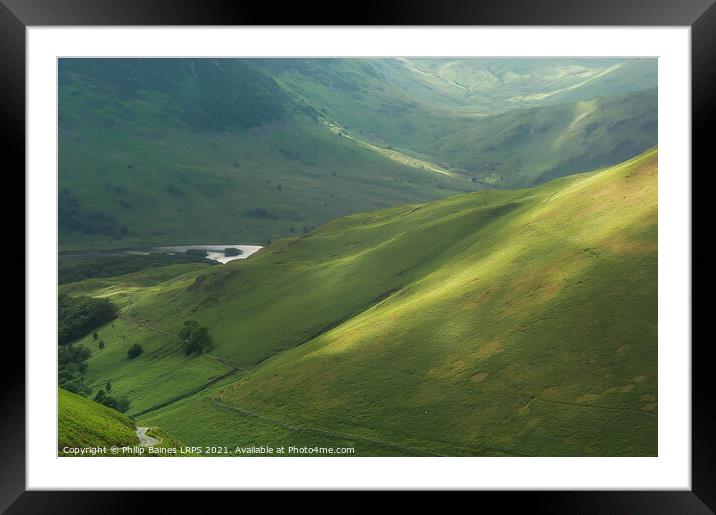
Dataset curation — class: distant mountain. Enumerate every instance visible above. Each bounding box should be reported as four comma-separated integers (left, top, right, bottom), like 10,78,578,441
426,88,658,187
58,57,657,247
59,58,478,249
393,58,657,113
257,58,657,186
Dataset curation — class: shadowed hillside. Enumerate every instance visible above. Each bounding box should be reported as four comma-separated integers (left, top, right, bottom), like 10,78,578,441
59,59,478,250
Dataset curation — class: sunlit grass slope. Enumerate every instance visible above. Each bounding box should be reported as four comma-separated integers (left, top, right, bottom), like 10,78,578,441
58,388,138,453
211,148,658,456
58,388,191,456
77,149,657,456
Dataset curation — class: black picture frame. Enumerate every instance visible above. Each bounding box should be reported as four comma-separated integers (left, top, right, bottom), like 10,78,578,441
2,0,713,512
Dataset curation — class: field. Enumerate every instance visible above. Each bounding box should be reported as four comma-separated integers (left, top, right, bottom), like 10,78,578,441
64,148,657,456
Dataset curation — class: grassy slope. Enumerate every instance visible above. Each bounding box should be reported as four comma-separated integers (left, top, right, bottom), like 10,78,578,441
58,388,138,452
59,262,211,308
266,59,473,151
213,148,657,456
59,388,191,456
75,149,657,456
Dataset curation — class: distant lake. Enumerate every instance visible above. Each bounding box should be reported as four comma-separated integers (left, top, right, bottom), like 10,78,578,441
148,244,263,264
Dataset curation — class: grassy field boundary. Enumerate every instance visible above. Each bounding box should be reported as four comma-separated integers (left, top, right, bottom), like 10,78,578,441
129,368,242,418
207,398,443,457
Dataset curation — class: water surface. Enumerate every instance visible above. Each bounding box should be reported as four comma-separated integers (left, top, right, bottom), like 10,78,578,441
151,244,263,264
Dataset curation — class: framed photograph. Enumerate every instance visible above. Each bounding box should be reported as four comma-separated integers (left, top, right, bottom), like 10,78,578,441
4,0,713,511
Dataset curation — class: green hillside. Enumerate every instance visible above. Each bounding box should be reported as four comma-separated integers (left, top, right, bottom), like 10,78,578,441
58,388,138,453
266,58,656,145
58,388,191,456
66,148,657,456
260,58,474,150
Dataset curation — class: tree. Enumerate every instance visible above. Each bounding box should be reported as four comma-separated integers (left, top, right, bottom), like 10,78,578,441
94,389,106,402
106,381,112,392
178,320,200,341
99,395,130,413
178,320,213,356
58,294,118,345
127,344,143,359
58,343,92,395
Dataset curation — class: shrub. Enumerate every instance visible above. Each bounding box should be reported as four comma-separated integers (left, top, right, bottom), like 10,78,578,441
58,344,92,395
127,344,143,359
99,395,130,413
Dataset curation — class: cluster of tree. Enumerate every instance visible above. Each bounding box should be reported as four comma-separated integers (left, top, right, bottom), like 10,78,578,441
223,247,242,257
59,252,217,284
58,294,118,345
165,184,185,198
56,298,133,413
58,344,92,395
94,382,130,413
185,248,208,257
245,207,278,219
91,333,107,351
178,320,213,355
